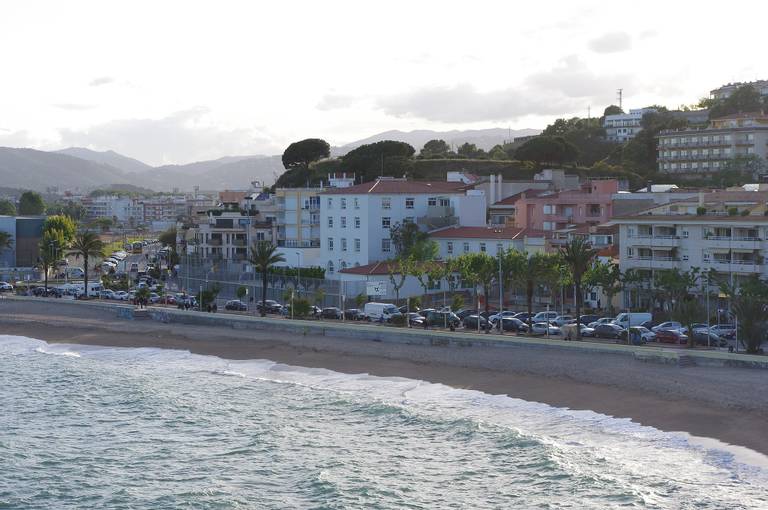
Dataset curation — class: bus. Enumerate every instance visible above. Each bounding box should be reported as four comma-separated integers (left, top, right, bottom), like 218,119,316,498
131,241,143,254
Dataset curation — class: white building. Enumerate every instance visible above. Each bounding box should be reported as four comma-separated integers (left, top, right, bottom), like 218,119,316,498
610,191,768,306
603,108,657,143
429,226,549,259
320,178,486,276
710,80,768,100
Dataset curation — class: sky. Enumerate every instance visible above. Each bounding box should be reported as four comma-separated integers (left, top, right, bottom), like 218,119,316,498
0,0,766,165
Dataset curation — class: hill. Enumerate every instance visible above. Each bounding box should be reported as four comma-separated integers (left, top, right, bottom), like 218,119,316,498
332,128,540,156
145,156,284,190
0,147,130,191
55,147,152,173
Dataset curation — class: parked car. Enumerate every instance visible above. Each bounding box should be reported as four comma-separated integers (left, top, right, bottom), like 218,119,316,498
709,324,736,338
530,322,561,336
513,312,533,322
398,305,420,314
418,308,436,317
225,299,248,311
363,302,401,322
578,314,601,326
613,312,652,329
99,289,116,300
620,326,656,345
532,311,559,322
652,321,684,333
455,309,477,321
587,317,615,328
344,308,366,321
321,307,343,319
425,310,460,328
113,291,130,301
561,323,595,340
488,311,519,323
656,329,688,344
593,323,624,339
256,300,283,313
692,330,727,347
463,314,490,331
148,293,162,304
406,312,425,327
551,315,574,327
499,317,529,332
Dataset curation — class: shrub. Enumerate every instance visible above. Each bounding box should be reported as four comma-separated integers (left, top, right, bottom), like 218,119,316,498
451,294,464,311
696,206,706,216
293,298,311,317
728,207,738,216
740,209,750,216
389,315,406,326
236,286,247,299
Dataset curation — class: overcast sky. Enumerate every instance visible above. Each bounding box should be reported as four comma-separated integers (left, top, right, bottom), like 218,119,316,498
1,0,766,165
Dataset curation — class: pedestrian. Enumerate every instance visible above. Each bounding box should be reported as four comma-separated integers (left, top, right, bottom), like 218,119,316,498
212,303,217,313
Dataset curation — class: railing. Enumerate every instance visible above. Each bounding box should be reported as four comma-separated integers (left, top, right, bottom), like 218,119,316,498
277,239,321,248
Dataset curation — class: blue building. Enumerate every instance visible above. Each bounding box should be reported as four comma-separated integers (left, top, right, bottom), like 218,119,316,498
0,215,45,268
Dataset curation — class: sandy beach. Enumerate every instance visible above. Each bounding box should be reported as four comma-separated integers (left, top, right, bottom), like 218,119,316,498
2,298,768,457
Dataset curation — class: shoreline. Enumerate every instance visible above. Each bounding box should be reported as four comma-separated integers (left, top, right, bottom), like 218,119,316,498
2,304,768,458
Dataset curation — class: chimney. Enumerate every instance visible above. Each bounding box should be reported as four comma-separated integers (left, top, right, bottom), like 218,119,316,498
489,174,496,204
497,174,503,202
646,180,653,193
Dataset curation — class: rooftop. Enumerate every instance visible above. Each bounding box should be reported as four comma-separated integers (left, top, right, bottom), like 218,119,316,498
321,178,472,195
429,225,550,240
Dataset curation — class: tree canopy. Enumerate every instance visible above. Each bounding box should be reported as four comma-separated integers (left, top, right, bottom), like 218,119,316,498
43,215,77,243
281,138,330,171
341,140,415,182
18,191,45,215
603,105,624,116
514,136,579,166
542,117,612,166
0,199,16,216
419,139,450,158
620,109,687,172
708,85,766,119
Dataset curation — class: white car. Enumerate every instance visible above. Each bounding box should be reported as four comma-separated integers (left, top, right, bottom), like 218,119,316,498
113,291,130,301
0,281,13,292
531,322,561,336
551,315,574,327
652,321,683,333
709,324,736,338
99,289,116,299
532,311,559,322
488,311,518,323
588,317,615,328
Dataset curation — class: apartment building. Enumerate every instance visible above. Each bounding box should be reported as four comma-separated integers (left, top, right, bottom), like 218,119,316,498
320,178,486,276
610,191,768,305
273,187,322,267
429,226,549,259
657,113,768,176
603,108,657,142
710,80,768,100
495,179,618,232
0,215,44,268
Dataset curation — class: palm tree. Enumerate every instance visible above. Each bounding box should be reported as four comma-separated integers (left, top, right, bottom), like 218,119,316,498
561,237,598,340
69,231,104,299
249,241,285,317
508,251,560,331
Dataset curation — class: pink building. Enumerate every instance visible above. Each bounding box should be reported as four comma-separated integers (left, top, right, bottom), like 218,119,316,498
508,179,618,231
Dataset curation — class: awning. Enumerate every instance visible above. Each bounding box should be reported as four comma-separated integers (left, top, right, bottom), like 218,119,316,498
709,248,731,254
731,248,756,254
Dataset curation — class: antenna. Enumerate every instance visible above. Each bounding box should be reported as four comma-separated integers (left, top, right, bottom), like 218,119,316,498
616,88,623,109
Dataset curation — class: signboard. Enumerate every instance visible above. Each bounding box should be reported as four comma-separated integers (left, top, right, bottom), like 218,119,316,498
366,281,387,296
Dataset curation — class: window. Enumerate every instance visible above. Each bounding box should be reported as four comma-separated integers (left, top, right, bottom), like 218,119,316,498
381,197,391,209
480,242,486,252
341,238,347,252
627,247,634,257
447,241,453,254
341,216,347,228
382,217,391,229
382,238,391,252
354,238,361,252
543,205,553,215
428,197,437,206
439,198,449,207
354,198,360,209
327,216,333,228
404,216,414,224
463,242,470,253
496,243,503,254
354,217,360,228
327,198,333,209
256,232,265,241
328,237,334,251
405,197,414,209
341,198,347,210
327,261,335,274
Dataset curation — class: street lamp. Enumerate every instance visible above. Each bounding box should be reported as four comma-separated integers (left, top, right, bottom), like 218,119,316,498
294,251,302,297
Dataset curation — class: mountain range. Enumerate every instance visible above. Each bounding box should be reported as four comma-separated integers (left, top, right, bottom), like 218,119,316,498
0,127,540,193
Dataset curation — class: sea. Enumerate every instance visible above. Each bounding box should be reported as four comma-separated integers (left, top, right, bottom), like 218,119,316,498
1,334,767,509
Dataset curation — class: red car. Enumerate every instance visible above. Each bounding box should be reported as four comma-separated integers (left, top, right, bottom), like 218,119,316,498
655,329,688,344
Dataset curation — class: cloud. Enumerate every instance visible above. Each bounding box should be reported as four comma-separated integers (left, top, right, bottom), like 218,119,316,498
53,103,96,111
89,76,115,87
316,93,359,111
588,32,632,53
0,128,37,148
58,108,281,165
375,56,631,123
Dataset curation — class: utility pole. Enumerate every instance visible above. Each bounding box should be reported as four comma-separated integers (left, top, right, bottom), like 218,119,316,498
617,88,623,110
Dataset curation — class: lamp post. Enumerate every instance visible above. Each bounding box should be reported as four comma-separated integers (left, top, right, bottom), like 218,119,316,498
294,251,302,297
498,252,503,335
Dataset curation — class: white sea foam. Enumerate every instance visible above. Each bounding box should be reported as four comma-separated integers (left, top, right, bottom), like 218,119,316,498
3,333,768,483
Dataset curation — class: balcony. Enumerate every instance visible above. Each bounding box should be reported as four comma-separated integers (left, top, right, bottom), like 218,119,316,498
704,236,763,250
631,256,680,270
627,235,680,247
209,238,222,246
232,238,247,247
708,259,763,273
418,214,457,230
277,239,321,248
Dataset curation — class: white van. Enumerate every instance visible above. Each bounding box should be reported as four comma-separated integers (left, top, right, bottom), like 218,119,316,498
613,312,651,329
532,311,558,322
363,302,402,322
